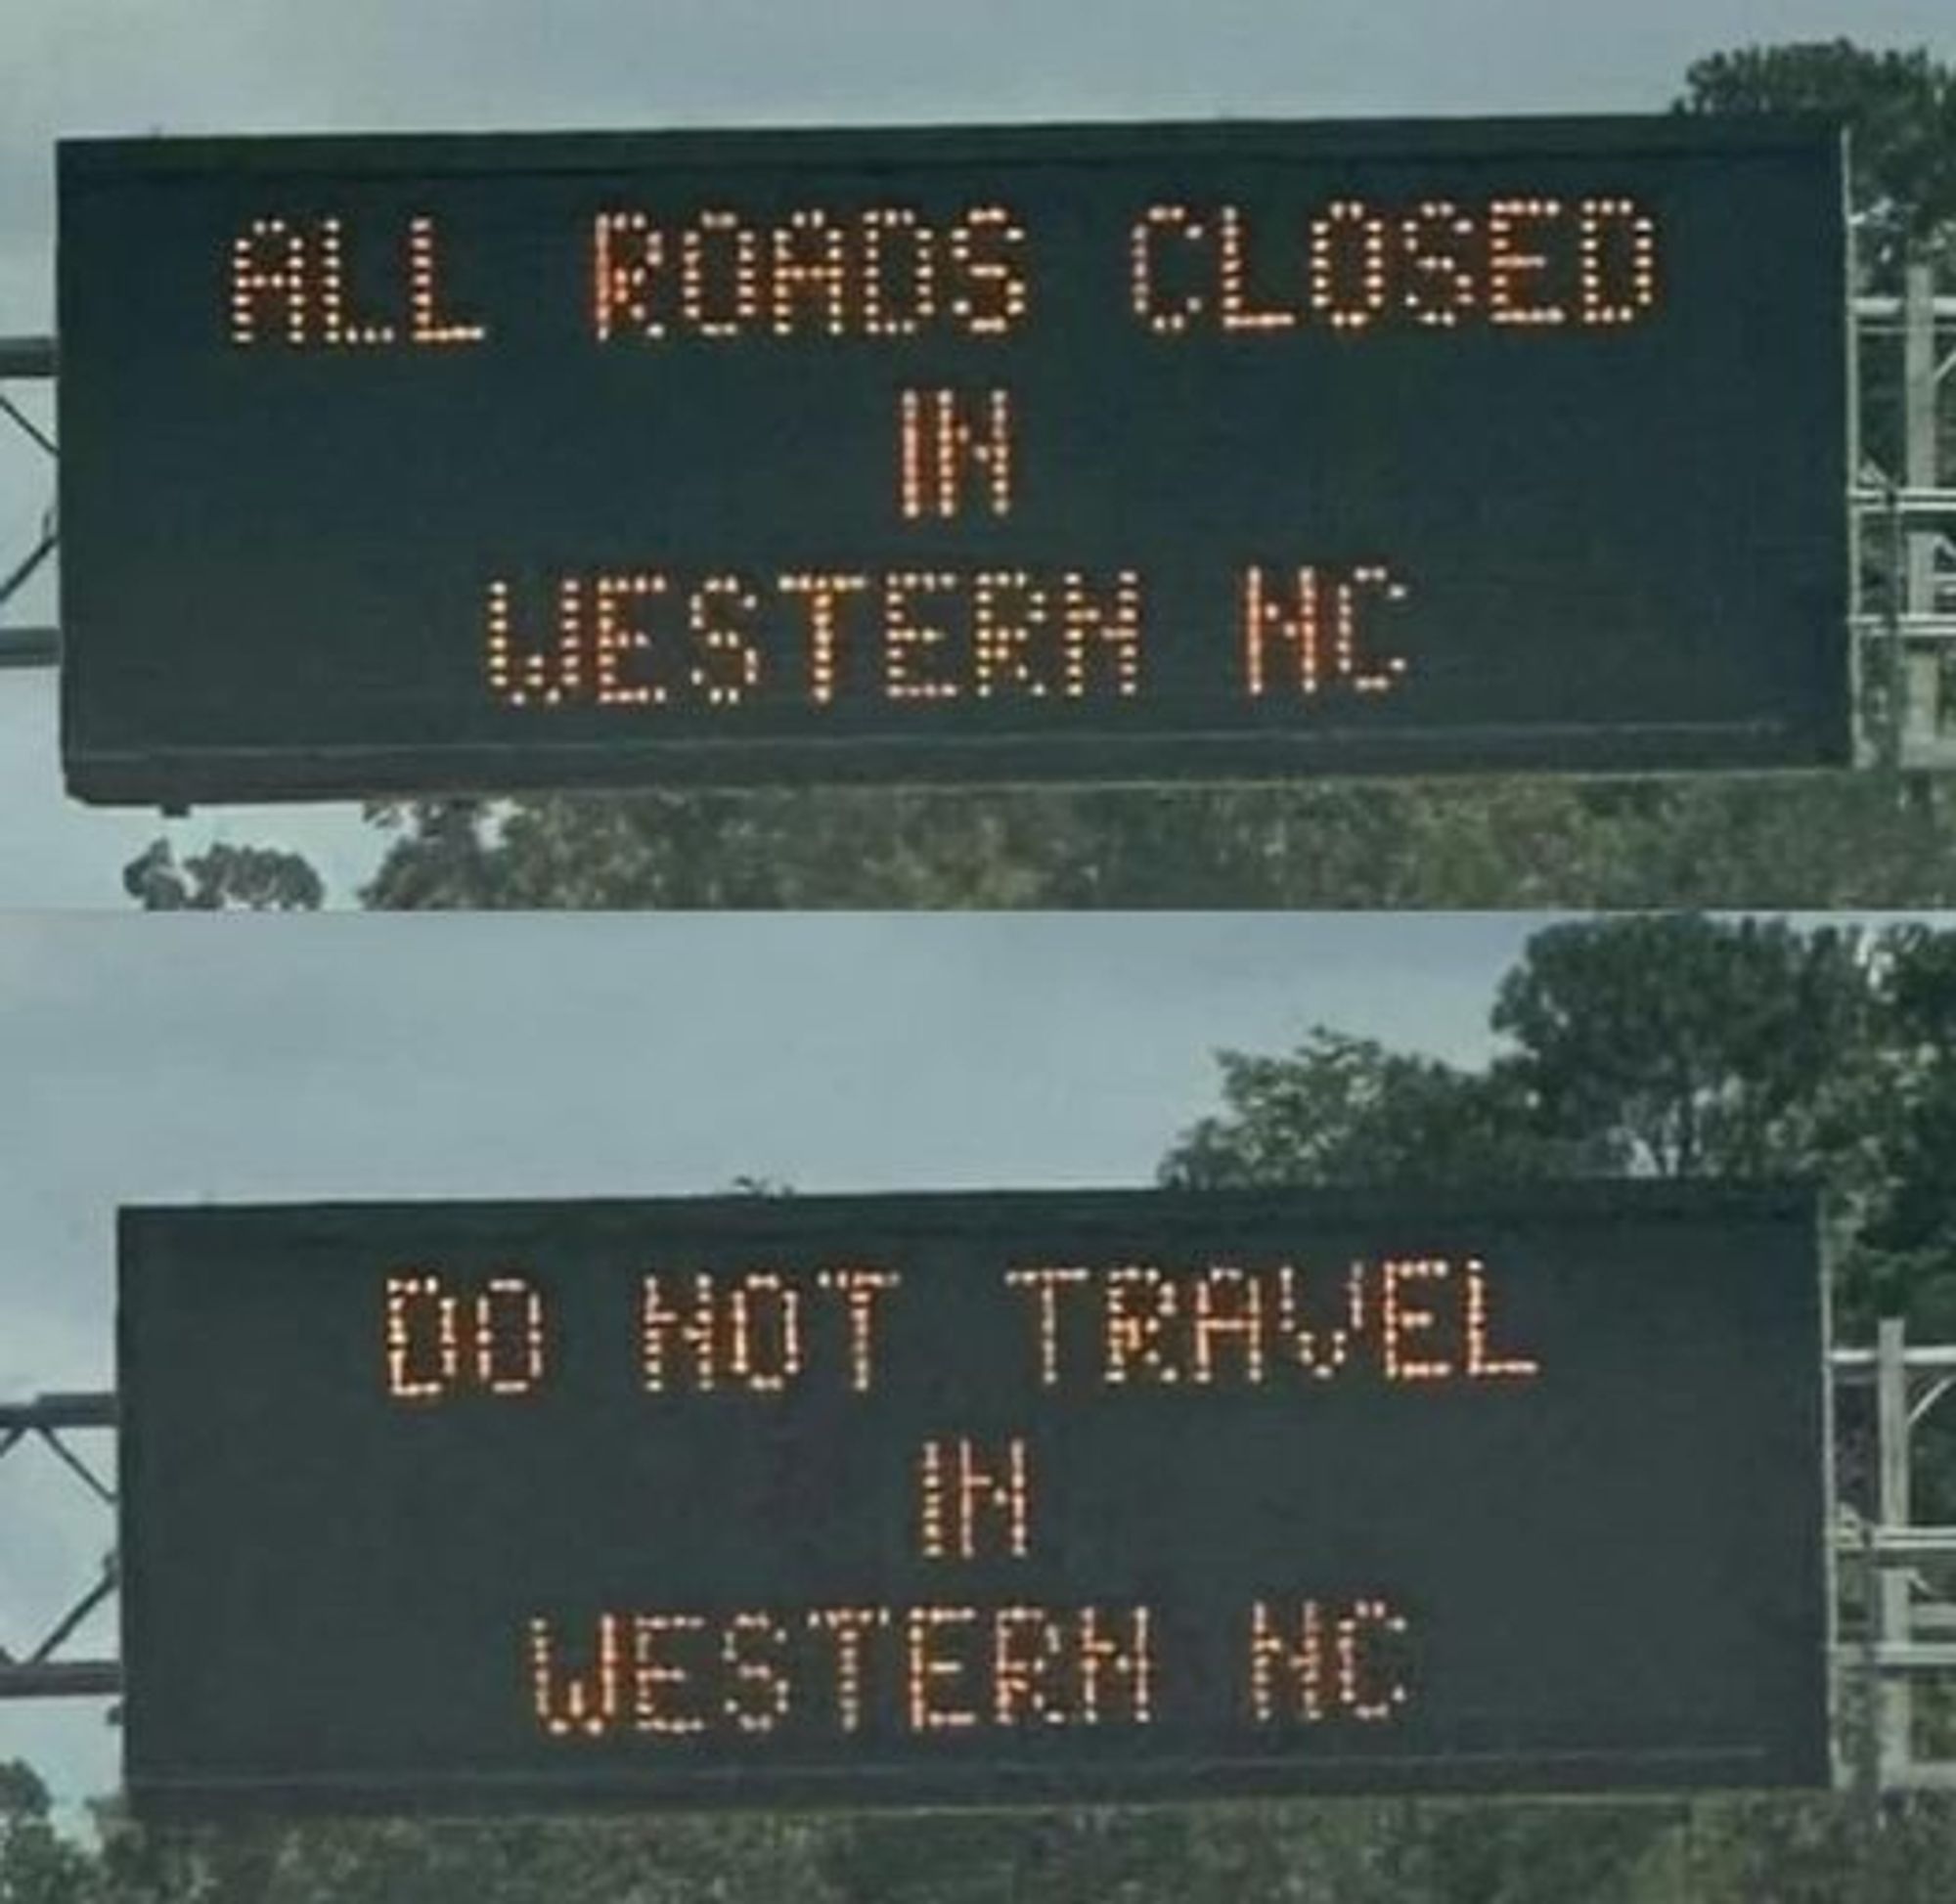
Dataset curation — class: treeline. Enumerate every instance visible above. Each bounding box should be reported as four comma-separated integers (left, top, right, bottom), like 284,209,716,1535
5,1759,1956,1904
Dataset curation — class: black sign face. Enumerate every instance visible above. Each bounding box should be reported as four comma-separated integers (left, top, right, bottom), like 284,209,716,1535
60,116,1846,806
117,1182,1830,1818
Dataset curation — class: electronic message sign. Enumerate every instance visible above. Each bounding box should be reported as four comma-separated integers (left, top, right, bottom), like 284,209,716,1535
117,1182,1830,1818
59,116,1847,805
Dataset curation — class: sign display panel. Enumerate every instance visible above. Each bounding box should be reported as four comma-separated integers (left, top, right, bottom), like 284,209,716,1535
117,1182,1830,1817
60,116,1846,805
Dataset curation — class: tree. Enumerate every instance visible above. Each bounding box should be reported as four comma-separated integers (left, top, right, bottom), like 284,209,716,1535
1164,916,1889,1189
1488,915,1882,1177
348,775,1956,912
1163,912,1956,1339
81,1807,840,1904
0,1760,97,1904
121,840,322,912
1853,924,1956,1336
1160,1027,1588,1189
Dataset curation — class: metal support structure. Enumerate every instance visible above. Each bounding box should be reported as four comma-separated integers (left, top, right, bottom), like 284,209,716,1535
1832,1325,1956,1793
0,1393,119,1702
0,332,58,668
1851,266,1956,769
0,623,58,668
1878,1318,1913,1782
0,337,55,378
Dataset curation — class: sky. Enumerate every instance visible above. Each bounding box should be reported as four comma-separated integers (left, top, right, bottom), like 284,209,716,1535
5,0,1956,904
0,908,1537,1809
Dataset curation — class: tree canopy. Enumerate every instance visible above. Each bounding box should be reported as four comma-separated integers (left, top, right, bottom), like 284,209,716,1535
1163,912,1952,1341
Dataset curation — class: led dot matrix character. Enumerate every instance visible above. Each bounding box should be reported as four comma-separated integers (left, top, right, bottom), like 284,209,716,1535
1004,1257,1538,1387
590,202,1029,343
917,1436,1032,1561
230,212,484,347
383,1271,546,1399
1249,1597,1413,1724
1130,194,1660,335
639,1265,900,1394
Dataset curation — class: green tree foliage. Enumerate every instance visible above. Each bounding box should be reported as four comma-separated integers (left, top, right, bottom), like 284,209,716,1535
0,1761,97,1904
1852,924,1956,1337
1164,914,1938,1326
1670,1792,1956,1904
355,776,1956,911
73,1810,838,1904
1487,915,1881,1178
1163,907,1909,1199
1162,1028,1582,1188
121,840,322,912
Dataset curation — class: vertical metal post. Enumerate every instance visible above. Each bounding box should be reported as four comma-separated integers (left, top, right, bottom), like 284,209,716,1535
1881,479,1908,772
1857,1513,1884,1814
1876,1316,1913,1787
1901,261,1942,745
0,334,60,668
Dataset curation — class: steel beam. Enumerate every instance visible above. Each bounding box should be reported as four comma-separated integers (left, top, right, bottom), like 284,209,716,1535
0,1393,116,1431
1832,1346,1956,1378
0,1661,119,1701
0,336,55,378
1848,615,1956,642
1875,1320,1915,1782
1855,294,1956,321
1850,487,1956,515
1869,1641,1956,1672
1844,1526,1956,1562
0,626,58,668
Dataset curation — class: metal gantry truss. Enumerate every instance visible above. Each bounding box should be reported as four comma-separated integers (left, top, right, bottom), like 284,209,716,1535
1851,263,1956,769
0,1392,118,1699
5,1347,1956,1795
0,334,58,670
1835,1320,1956,1793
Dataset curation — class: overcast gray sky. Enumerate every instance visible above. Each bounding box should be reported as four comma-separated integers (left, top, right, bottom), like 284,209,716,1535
5,0,1956,904
0,908,1539,1808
